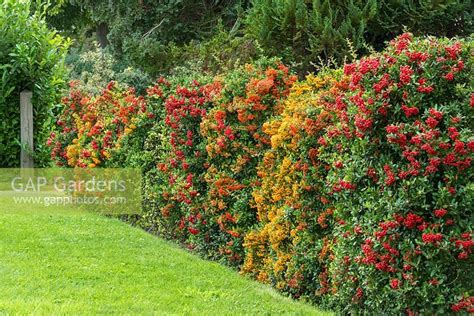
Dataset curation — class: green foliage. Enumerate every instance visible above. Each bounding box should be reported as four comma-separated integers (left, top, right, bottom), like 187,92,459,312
370,0,473,48
40,0,472,79
166,25,263,76
58,0,248,75
31,0,90,39
0,0,70,167
67,45,152,95
245,0,472,74
245,0,378,74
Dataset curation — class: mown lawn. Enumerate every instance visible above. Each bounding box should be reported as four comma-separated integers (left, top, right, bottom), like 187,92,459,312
0,197,329,315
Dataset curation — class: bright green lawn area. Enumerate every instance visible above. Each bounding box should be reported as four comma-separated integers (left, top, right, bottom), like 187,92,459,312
0,196,329,315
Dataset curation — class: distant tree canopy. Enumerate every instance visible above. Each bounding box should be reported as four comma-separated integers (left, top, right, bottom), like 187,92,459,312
45,0,248,74
245,0,473,72
44,0,473,75
369,0,473,48
245,0,378,73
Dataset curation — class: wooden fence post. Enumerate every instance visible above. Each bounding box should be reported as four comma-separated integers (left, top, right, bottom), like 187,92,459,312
20,91,34,168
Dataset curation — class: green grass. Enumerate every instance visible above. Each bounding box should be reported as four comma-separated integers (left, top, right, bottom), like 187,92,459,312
0,196,329,315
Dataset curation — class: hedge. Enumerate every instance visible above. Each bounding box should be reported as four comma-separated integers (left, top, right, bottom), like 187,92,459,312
51,35,473,314
50,82,152,168
245,34,473,314
0,0,69,167
321,34,473,314
242,72,344,299
137,59,296,266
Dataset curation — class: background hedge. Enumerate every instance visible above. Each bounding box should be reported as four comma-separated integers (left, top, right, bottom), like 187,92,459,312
0,0,69,167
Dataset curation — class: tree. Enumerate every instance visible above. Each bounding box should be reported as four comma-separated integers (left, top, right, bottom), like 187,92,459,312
48,0,248,75
245,0,378,74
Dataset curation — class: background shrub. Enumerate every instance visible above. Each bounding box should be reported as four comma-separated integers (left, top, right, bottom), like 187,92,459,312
244,0,472,74
370,0,473,49
46,0,471,79
0,0,69,167
45,0,248,76
166,25,263,76
67,45,152,96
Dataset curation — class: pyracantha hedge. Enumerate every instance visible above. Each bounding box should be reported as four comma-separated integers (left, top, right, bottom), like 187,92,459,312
142,77,220,242
242,73,344,300
243,34,473,314
141,59,296,266
49,35,473,315
318,34,473,314
198,59,296,265
49,81,152,168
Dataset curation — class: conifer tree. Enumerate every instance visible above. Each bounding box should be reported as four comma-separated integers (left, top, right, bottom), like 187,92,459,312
245,0,378,73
